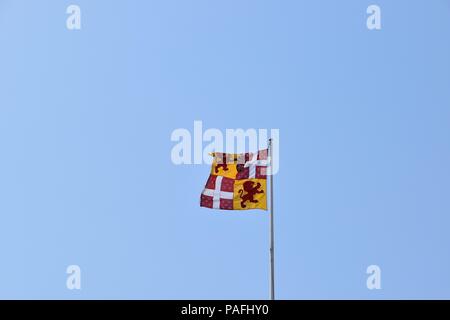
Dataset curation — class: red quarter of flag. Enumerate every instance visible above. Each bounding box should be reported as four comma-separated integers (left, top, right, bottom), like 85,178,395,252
200,175,235,210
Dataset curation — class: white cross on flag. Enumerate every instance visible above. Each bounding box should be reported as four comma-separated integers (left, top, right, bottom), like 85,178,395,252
236,149,269,180
200,175,235,210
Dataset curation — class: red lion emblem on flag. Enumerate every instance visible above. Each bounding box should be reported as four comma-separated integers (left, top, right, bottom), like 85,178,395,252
238,181,264,208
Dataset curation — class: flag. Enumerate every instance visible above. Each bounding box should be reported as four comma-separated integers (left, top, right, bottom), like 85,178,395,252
200,150,269,211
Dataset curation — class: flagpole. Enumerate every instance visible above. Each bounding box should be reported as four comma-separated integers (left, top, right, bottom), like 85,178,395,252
269,138,275,300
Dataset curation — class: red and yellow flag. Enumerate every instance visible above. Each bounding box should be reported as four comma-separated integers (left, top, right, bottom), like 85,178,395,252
200,150,269,211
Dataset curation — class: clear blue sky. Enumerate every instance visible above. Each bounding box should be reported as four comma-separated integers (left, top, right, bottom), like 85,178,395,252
1,0,450,299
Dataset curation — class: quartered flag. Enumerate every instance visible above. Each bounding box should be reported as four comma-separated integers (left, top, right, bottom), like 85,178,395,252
200,150,269,211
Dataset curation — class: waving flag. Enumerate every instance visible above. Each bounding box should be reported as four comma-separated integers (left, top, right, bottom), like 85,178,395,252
200,150,269,211
200,139,277,300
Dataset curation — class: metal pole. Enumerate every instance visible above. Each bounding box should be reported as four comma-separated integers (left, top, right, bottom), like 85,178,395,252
269,138,275,300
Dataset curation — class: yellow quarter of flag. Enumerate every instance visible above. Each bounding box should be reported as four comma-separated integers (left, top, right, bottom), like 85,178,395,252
210,152,241,179
210,160,238,179
233,179,267,210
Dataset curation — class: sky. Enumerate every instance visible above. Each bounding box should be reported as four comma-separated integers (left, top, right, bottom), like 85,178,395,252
0,0,450,299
